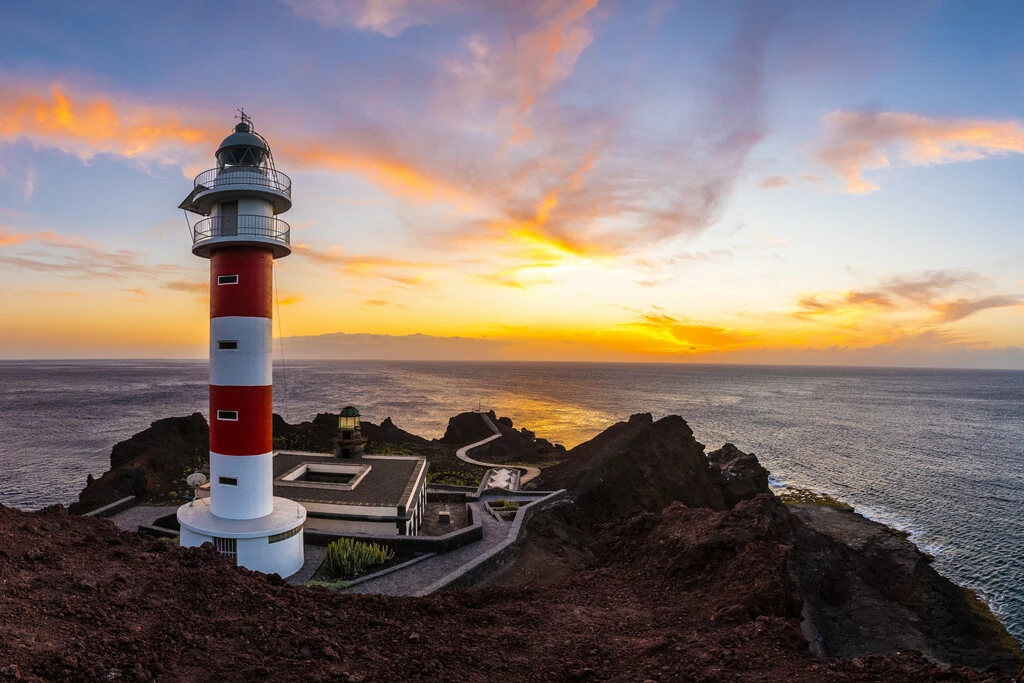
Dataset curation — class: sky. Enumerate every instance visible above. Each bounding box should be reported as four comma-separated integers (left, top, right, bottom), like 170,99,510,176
0,0,1023,367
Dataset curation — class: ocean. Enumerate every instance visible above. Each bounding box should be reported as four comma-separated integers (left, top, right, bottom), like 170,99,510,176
1,360,1022,639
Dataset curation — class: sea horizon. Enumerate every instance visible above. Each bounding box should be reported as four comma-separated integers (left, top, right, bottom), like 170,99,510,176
3,357,1024,373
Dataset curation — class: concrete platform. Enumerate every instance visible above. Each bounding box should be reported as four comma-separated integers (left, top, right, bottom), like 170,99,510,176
177,496,306,578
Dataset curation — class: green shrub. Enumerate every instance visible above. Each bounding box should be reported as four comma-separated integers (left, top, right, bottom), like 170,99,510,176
427,470,481,486
323,538,395,579
364,442,415,456
491,500,520,512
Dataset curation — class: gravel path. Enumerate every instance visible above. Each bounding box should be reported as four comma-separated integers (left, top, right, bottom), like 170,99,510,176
108,505,179,532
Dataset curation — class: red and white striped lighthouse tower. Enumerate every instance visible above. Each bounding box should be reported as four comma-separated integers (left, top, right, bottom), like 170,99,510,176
176,113,305,577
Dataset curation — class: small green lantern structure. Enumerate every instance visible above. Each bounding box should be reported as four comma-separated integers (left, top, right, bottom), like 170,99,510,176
335,406,366,459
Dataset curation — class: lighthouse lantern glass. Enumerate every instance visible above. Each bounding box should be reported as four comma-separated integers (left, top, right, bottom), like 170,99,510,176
339,414,359,430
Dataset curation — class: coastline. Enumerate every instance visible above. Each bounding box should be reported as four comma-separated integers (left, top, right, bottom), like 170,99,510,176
771,477,1012,638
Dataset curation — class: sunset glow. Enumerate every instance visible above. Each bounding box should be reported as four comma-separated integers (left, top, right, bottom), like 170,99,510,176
1,1,1022,367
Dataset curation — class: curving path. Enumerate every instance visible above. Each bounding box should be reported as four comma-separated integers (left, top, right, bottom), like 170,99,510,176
455,412,541,485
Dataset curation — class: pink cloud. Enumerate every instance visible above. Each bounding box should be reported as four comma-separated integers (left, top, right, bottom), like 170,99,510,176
818,111,1024,193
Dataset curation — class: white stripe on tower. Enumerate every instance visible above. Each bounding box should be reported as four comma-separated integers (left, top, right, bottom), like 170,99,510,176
209,317,273,386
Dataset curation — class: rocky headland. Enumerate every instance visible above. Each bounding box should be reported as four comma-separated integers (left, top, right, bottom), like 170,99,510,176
5,410,1020,681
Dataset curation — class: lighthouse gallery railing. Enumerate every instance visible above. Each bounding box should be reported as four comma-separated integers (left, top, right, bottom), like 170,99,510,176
192,215,290,246
192,167,292,196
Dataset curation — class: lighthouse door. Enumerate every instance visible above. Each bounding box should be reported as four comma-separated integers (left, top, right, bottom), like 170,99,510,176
220,201,238,237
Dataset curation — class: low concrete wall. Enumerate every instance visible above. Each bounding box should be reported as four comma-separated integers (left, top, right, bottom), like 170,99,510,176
427,491,470,504
414,489,568,596
305,505,483,554
427,484,478,494
136,524,179,539
83,496,137,519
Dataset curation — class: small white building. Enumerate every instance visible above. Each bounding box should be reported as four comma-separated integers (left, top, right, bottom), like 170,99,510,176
272,450,429,536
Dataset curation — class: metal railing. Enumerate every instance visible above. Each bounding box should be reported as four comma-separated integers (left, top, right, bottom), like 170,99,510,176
192,215,290,246
193,166,292,196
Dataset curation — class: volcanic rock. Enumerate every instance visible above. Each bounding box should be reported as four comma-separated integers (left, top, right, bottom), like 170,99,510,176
538,413,727,525
69,413,209,514
707,442,771,508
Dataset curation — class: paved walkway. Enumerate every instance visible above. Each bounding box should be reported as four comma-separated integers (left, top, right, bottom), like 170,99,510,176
455,412,542,484
108,504,179,532
343,492,546,596
287,544,326,585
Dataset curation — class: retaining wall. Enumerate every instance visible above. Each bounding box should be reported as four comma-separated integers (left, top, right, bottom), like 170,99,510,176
414,489,567,596
304,503,482,554
83,496,137,519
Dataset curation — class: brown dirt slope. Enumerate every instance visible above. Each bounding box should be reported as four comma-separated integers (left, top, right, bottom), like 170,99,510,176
0,501,1011,682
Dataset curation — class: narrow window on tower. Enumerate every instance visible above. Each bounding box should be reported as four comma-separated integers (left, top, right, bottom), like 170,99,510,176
217,274,239,285
218,340,239,350
218,477,238,486
217,410,239,421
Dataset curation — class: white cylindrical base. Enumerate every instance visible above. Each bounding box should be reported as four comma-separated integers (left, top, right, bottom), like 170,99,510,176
210,451,274,519
177,496,306,578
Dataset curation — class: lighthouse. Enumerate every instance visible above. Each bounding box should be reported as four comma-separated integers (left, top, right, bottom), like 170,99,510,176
176,113,306,577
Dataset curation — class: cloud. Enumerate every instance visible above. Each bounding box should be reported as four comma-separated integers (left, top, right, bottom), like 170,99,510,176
0,227,192,287
281,331,504,361
817,110,1024,193
122,286,149,300
759,175,788,188
792,269,1021,328
292,243,434,287
164,280,207,294
0,83,218,163
283,0,452,37
621,309,750,352
931,295,1020,323
278,294,304,306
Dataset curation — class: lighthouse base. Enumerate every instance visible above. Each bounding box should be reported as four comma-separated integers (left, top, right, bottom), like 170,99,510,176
177,496,306,578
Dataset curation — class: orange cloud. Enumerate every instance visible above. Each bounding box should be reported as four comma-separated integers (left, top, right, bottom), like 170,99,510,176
0,84,219,161
791,270,1022,338
280,143,474,208
164,280,207,294
818,111,1024,193
618,309,751,352
512,0,598,113
278,294,305,306
759,175,788,188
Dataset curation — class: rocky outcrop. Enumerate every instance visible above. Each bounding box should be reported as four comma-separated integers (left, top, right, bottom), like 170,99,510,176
360,417,429,446
69,413,209,514
441,410,564,463
707,442,771,507
539,413,730,524
506,414,1021,674
788,502,1021,671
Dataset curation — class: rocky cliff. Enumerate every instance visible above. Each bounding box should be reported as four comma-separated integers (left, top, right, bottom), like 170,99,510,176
35,410,1021,680
68,414,209,514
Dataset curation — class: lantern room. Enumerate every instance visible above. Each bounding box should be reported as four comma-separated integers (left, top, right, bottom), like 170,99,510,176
336,406,366,459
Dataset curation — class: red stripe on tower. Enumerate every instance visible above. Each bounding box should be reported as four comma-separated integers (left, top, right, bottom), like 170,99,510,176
209,384,273,455
210,248,273,319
